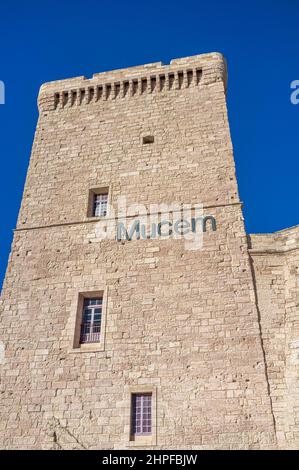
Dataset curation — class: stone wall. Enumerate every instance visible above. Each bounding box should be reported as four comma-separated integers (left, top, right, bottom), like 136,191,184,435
249,226,299,448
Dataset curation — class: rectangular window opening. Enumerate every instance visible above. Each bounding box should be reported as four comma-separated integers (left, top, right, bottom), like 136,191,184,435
88,188,109,218
93,193,108,217
79,296,103,345
142,135,154,145
131,393,152,438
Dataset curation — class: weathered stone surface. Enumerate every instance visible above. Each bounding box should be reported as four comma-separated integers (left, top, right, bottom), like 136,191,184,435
248,226,299,449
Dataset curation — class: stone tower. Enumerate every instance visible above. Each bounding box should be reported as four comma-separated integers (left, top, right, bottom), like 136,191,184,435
1,52,294,449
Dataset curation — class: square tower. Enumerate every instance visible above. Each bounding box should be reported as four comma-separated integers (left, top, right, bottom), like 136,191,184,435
0,53,276,449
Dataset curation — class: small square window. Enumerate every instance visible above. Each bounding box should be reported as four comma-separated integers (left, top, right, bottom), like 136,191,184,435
88,188,109,218
131,393,152,437
93,193,108,217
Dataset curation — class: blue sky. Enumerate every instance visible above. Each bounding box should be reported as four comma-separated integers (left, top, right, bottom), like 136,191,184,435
0,0,298,288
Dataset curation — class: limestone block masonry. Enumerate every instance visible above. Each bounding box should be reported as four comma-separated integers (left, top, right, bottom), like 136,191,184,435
0,52,298,449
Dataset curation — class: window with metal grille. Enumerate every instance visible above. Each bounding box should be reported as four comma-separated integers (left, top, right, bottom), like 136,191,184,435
131,393,152,436
93,193,108,217
80,298,102,344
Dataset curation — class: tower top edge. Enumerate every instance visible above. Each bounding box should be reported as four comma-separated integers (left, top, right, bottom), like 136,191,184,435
39,52,227,94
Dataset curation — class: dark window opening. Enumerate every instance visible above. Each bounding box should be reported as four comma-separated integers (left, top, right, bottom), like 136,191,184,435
142,135,154,145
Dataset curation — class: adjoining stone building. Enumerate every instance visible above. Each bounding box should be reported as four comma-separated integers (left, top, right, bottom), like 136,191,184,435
0,52,298,450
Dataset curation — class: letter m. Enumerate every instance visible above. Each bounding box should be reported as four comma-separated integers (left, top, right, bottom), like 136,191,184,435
116,220,140,241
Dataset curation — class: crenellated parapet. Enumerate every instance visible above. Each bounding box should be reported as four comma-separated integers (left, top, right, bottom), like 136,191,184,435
37,52,227,112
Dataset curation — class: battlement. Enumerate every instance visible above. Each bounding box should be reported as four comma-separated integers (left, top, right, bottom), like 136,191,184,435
38,52,227,112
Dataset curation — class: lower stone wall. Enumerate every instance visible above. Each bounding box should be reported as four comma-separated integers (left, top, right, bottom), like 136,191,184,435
249,225,299,449
0,205,276,449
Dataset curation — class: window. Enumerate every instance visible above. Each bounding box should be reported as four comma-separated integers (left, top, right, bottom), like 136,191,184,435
131,393,152,436
142,135,154,144
87,188,109,218
93,193,108,217
72,290,107,351
127,387,156,445
80,297,102,344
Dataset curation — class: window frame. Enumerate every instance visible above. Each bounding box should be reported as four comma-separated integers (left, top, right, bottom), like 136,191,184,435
80,297,103,345
71,289,108,352
131,392,152,436
126,386,157,446
87,187,110,218
93,192,108,218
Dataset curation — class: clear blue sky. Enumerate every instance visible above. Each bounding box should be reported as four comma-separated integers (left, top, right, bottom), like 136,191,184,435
0,0,298,289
